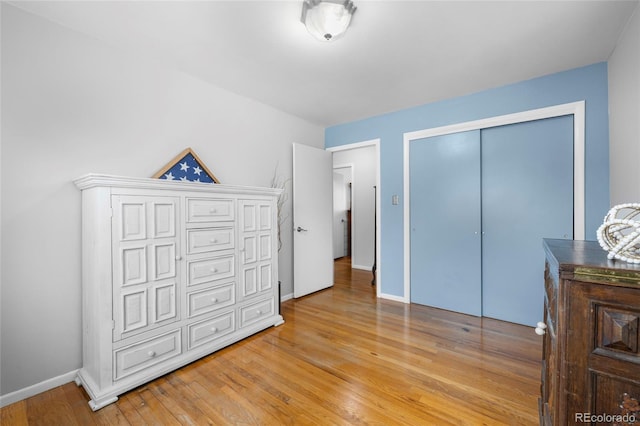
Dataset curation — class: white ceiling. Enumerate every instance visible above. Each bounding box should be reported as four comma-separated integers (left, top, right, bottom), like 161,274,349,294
9,0,639,127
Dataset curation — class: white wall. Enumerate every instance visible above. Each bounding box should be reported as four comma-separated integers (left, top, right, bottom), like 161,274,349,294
609,4,640,205
0,4,323,399
332,146,376,270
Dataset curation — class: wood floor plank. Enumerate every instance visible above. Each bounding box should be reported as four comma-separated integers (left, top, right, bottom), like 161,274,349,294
0,399,28,425
61,383,99,426
0,257,542,425
169,366,245,425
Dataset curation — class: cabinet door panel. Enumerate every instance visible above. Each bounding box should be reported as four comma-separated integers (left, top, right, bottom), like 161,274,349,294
121,246,147,286
239,200,277,300
240,203,257,232
120,202,146,241
112,195,180,341
409,130,482,316
242,235,257,264
259,234,272,261
152,243,176,280
242,268,257,297
567,280,640,421
153,283,176,323
152,202,176,239
259,205,272,231
122,289,148,333
260,264,272,291
593,374,640,424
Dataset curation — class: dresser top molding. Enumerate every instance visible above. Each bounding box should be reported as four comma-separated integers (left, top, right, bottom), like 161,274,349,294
74,173,283,197
543,238,640,286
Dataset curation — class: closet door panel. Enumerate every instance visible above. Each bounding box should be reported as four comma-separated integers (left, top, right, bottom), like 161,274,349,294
481,116,574,326
410,130,482,316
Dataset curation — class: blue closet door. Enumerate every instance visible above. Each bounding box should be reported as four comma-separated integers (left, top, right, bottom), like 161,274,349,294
481,116,574,326
410,130,482,316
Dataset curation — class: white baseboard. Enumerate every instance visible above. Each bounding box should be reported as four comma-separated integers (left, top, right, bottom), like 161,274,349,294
379,292,409,303
0,369,79,408
281,292,293,302
351,264,372,271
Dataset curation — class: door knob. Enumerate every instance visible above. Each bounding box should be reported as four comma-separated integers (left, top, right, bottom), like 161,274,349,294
296,226,308,232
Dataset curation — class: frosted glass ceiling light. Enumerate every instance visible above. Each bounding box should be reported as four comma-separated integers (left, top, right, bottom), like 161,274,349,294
301,0,357,42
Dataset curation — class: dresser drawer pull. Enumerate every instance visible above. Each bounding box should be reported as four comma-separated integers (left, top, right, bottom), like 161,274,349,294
535,321,547,336
209,208,217,213
147,351,156,358
210,327,217,333
256,310,262,315
209,267,218,273
210,238,218,243
211,297,218,304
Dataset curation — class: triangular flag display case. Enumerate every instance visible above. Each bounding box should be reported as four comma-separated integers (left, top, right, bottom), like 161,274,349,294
153,147,220,183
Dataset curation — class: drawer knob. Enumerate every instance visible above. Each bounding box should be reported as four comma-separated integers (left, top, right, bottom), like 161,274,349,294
175,256,182,261
211,297,218,303
256,309,262,315
535,322,547,336
210,208,217,213
211,327,217,333
210,267,218,273
210,239,218,243
148,351,156,358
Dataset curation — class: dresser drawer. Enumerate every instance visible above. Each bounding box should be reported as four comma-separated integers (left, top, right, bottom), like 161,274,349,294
240,297,275,328
186,198,234,223
187,227,234,254
114,330,181,380
187,255,235,287
188,311,235,349
187,282,235,318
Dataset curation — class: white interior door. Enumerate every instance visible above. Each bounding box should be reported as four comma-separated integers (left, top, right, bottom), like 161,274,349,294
293,143,334,298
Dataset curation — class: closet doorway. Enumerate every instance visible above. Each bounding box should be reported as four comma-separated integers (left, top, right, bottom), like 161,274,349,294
404,102,585,327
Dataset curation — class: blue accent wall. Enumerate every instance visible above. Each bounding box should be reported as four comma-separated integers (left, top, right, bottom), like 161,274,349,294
325,63,610,299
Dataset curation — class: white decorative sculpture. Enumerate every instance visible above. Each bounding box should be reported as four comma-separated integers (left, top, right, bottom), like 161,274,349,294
596,203,640,264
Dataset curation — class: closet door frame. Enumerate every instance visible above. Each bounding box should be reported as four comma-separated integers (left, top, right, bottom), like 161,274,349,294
402,101,585,303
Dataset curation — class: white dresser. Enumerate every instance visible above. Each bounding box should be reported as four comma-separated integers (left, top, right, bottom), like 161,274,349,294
73,174,284,410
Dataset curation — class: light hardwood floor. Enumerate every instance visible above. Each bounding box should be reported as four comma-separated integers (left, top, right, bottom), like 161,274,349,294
1,257,542,425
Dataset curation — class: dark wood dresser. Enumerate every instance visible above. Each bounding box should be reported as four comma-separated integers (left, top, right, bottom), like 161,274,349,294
541,239,640,425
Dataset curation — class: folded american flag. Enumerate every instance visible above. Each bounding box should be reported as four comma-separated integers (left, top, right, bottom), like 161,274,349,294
155,148,218,183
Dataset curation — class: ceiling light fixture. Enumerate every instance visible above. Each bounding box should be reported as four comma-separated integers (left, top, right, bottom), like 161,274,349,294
301,0,357,42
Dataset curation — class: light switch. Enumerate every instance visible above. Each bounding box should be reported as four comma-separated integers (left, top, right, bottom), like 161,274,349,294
392,195,399,205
